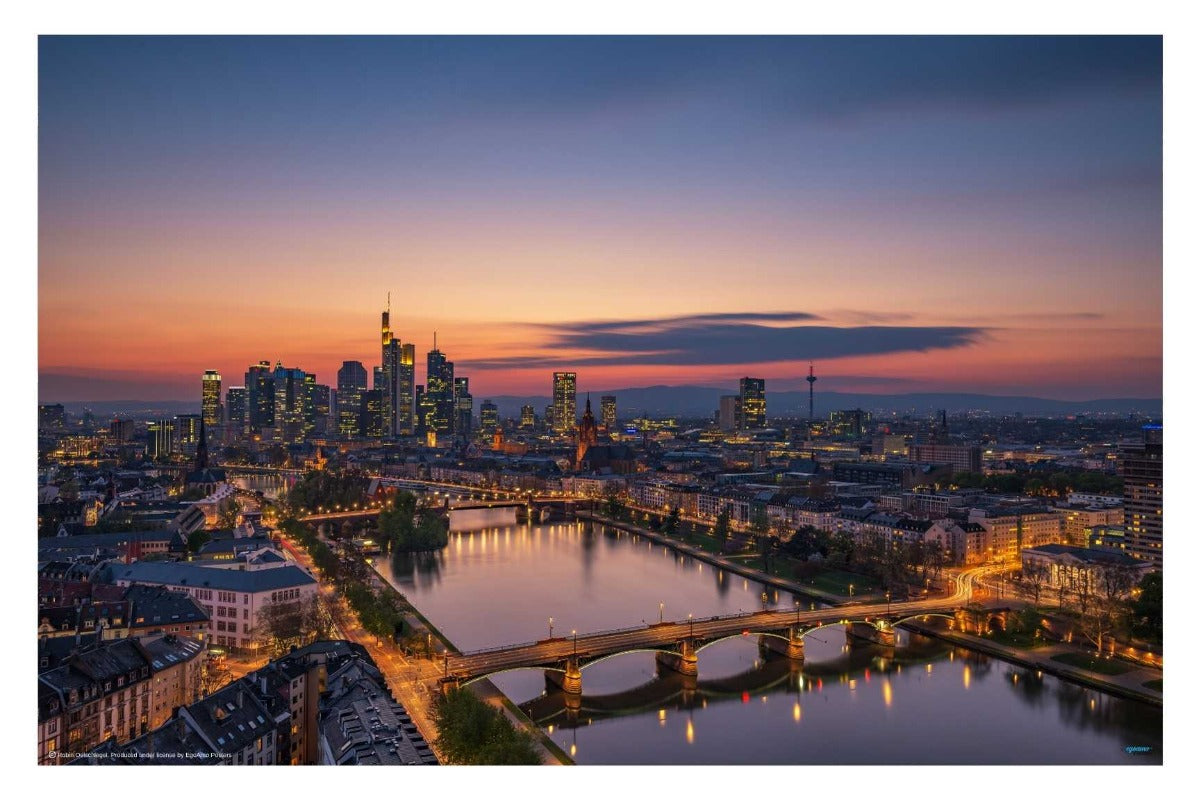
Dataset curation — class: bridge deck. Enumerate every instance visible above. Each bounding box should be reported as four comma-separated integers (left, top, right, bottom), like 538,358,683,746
446,599,960,680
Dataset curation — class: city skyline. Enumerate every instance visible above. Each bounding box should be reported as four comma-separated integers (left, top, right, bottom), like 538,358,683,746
38,36,1161,403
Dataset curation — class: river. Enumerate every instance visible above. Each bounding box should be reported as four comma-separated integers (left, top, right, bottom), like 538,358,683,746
381,520,1162,765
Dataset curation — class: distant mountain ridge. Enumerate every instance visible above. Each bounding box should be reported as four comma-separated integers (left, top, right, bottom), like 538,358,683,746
56,386,1161,421
464,386,1161,419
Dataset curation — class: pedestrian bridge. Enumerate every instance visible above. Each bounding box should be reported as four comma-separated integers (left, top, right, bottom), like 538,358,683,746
439,600,1008,695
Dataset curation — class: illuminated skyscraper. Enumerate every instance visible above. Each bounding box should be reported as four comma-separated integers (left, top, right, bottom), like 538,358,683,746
147,419,174,460
738,377,766,430
552,372,577,434
337,360,368,437
600,395,617,431
479,400,499,439
1123,425,1163,568
380,305,393,434
174,414,202,456
391,341,416,436
425,340,455,434
307,377,330,437
226,386,247,435
245,361,275,433
360,389,386,439
520,404,535,429
272,363,308,444
201,370,222,426
453,377,473,438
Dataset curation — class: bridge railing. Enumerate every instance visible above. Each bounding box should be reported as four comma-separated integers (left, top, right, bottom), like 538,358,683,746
451,610,798,659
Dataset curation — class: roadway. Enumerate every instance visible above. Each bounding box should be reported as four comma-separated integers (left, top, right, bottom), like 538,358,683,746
277,533,446,759
447,564,997,680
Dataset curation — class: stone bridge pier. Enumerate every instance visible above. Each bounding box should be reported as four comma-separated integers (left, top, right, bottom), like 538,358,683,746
655,640,699,676
758,629,805,662
545,656,583,695
845,621,897,648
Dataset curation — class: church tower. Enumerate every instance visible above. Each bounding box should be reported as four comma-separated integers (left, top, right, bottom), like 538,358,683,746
576,395,598,468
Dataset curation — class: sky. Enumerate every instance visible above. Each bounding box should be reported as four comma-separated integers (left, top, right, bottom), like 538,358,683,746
38,36,1162,403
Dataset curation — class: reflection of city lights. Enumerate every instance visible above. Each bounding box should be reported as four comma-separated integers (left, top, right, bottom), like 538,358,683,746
963,665,971,690
686,719,695,744
548,725,554,734
883,679,893,708
849,679,857,690
570,744,577,757
926,664,932,674
659,709,667,726
793,702,802,723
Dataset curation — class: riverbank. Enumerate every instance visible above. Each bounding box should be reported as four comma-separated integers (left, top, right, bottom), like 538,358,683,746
369,561,573,765
900,619,1163,708
577,511,882,606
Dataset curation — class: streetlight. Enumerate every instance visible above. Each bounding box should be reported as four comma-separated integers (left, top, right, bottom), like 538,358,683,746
659,602,664,625
886,591,892,615
572,629,577,658
688,613,694,639
795,600,801,628
548,617,554,639
849,584,855,598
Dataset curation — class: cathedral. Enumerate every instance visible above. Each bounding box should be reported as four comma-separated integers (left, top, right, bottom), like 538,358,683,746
575,395,598,468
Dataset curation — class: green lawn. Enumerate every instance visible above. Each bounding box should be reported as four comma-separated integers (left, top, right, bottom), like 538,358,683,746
982,629,1044,650
1143,679,1163,692
1051,651,1135,675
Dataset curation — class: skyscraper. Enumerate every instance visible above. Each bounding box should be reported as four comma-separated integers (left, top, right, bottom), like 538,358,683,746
520,404,535,429
245,361,275,434
600,395,617,431
380,305,394,435
360,389,386,439
272,363,308,444
388,341,416,436
337,360,368,438
552,372,577,435
226,386,247,436
479,400,499,439
425,341,455,434
147,419,174,460
1123,424,1163,568
174,414,202,456
453,377,473,438
201,370,222,426
738,377,766,430
718,395,741,432
307,378,331,437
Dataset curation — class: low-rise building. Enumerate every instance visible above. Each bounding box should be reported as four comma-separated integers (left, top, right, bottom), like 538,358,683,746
109,561,318,654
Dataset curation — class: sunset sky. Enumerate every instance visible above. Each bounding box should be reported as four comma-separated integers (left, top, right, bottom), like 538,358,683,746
38,36,1162,402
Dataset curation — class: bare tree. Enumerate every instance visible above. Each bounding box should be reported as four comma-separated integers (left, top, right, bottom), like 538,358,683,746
255,595,325,657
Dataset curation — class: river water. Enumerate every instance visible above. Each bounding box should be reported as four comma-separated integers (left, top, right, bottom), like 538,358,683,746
382,521,1162,765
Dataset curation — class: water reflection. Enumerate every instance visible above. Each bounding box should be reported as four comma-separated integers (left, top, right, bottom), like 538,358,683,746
378,522,1162,765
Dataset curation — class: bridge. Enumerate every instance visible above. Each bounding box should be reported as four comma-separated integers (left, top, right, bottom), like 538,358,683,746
440,565,1004,695
519,629,957,727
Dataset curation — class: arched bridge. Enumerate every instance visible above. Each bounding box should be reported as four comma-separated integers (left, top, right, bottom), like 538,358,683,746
439,596,1000,695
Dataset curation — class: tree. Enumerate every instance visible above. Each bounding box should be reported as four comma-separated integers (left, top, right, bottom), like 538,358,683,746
187,529,212,555
664,506,681,536
1020,559,1051,606
432,688,542,765
1130,571,1162,643
216,497,241,528
256,596,324,657
714,506,732,547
